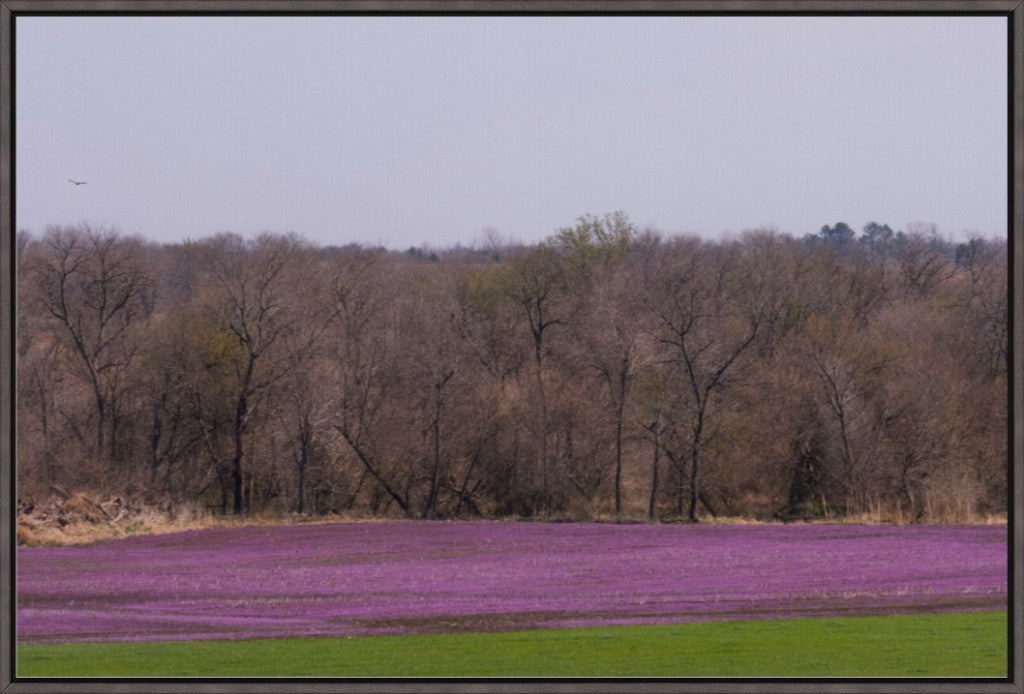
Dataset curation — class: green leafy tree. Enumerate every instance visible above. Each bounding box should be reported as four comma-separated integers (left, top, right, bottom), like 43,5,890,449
819,222,855,247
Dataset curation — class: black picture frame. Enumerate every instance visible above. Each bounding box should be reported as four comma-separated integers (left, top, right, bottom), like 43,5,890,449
1,3,1020,693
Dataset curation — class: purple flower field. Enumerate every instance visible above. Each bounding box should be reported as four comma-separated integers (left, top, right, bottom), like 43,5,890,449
17,521,1007,644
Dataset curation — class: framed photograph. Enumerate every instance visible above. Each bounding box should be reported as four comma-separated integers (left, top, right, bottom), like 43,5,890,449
2,3,1020,693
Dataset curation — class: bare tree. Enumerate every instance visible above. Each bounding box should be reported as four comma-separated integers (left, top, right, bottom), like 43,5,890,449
200,233,327,514
893,224,955,299
647,236,784,522
575,264,644,516
554,213,637,515
27,225,155,476
805,326,888,514
328,250,414,516
391,267,471,517
277,308,338,515
502,244,570,516
15,222,1006,525
956,236,1008,380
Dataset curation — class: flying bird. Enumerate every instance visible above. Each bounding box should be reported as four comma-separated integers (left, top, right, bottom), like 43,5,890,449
67,179,87,185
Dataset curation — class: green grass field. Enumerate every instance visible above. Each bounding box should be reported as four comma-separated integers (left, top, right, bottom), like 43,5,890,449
17,611,1007,678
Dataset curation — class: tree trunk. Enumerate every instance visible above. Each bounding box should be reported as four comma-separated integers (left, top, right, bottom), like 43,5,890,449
425,389,443,518
339,429,410,515
231,392,247,515
149,408,163,486
534,360,550,518
296,447,307,515
648,423,660,521
614,409,623,516
216,464,229,515
95,392,106,466
688,412,705,523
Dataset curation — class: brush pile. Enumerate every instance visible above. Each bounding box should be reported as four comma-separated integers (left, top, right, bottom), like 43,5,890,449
17,486,165,545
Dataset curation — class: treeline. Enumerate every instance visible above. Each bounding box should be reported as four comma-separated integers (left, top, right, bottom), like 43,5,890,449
15,214,1007,523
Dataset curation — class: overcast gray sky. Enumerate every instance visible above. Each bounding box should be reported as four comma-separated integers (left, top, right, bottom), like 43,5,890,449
16,15,1007,249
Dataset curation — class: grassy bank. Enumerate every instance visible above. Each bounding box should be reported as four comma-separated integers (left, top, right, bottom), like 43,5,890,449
18,611,1007,678
17,512,1011,547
